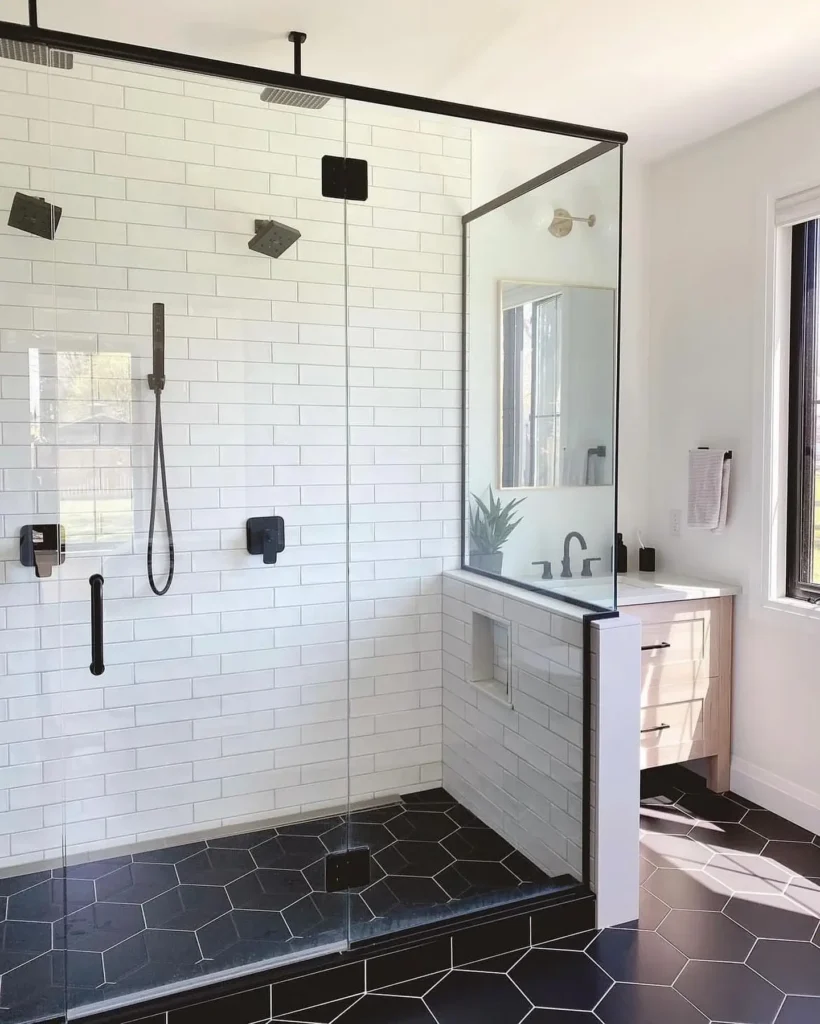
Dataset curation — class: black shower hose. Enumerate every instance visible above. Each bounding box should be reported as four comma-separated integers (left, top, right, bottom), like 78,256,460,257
147,387,174,595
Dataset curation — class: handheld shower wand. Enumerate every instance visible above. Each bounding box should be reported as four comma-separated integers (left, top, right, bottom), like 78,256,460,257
147,302,174,595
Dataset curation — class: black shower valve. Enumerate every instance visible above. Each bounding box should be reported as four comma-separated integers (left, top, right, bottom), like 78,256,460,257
20,524,65,578
246,516,286,565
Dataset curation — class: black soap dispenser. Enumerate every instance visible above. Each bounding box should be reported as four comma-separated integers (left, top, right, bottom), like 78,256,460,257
611,532,628,575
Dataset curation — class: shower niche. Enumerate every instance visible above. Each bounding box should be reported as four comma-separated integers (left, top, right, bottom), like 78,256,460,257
0,16,624,1024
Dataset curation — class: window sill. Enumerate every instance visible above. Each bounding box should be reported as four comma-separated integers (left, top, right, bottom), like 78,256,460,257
763,595,820,620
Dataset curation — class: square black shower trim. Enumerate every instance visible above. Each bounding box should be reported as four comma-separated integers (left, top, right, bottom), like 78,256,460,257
321,155,368,200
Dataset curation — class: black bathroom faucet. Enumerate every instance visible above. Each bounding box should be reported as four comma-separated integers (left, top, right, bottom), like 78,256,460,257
561,532,603,578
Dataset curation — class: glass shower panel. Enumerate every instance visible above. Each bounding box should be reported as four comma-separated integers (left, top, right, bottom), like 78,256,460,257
18,49,354,1018
465,144,621,611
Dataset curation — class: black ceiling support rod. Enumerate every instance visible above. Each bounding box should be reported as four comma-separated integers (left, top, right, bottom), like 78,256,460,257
28,0,38,29
288,30,306,76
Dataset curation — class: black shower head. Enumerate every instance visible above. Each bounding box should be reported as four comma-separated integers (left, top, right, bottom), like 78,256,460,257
0,38,73,69
248,219,301,258
8,192,62,239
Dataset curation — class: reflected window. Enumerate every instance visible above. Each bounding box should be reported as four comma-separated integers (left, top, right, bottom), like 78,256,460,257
29,349,134,548
501,289,562,488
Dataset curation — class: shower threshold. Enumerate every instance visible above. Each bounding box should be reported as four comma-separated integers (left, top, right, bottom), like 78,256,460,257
0,789,568,1023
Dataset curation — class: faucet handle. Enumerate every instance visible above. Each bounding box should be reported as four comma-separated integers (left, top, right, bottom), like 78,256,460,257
581,557,602,578
532,559,552,580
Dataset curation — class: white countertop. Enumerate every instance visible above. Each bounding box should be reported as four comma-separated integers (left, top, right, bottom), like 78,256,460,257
454,568,740,612
615,573,741,605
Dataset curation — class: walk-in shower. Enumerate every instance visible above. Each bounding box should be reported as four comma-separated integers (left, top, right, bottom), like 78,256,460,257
0,11,625,1024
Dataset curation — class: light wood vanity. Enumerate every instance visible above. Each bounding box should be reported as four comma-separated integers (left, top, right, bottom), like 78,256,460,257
618,575,738,793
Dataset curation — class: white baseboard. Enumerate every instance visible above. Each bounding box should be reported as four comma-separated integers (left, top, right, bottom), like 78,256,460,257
731,757,820,835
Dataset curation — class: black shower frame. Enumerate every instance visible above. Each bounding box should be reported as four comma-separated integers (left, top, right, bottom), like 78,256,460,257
0,3,627,1010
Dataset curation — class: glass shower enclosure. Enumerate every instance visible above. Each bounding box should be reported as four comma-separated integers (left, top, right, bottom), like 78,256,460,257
0,20,624,1023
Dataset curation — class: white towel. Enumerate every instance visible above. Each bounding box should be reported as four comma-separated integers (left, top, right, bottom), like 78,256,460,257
687,449,731,530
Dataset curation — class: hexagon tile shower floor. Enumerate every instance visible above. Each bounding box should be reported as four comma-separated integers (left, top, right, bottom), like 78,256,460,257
0,789,562,1021
270,767,820,1024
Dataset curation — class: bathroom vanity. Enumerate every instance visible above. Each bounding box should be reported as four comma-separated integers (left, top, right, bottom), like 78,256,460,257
617,574,739,793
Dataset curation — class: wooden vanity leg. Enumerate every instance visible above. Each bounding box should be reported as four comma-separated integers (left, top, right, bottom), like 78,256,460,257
707,752,731,793
706,597,734,793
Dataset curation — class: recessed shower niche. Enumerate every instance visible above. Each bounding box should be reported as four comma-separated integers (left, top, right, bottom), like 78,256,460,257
0,15,627,1024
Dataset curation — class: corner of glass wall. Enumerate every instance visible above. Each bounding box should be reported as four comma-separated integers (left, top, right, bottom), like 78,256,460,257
463,141,622,611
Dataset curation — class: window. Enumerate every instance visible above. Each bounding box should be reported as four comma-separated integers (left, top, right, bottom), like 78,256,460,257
787,218,820,600
500,291,561,488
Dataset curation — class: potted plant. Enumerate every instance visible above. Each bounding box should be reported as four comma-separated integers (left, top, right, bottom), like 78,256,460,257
469,488,525,574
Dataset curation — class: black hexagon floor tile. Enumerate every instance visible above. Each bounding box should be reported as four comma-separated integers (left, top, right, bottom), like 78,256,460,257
0,871,50,897
436,860,520,900
253,834,328,871
278,817,344,838
677,790,748,823
640,807,696,836
103,928,202,986
748,939,820,995
176,848,255,886
361,875,450,917
387,811,459,843
616,887,671,930
7,878,96,922
426,968,531,1024
322,822,395,855
537,929,599,950
658,908,755,960
724,892,819,940
375,840,454,877
441,827,515,862
510,948,612,1010
640,831,713,869
54,856,132,880
524,1012,599,1023
402,788,456,808
674,959,783,1024
743,811,815,843
96,862,179,903
0,920,52,974
644,866,732,911
198,908,292,959
766,841,820,878
596,982,708,1024
504,850,550,884
335,994,437,1023
587,928,686,984
688,821,768,855
273,995,363,1022
775,996,820,1023
282,892,350,942
705,853,791,895
143,884,230,931
53,901,145,953
228,868,310,911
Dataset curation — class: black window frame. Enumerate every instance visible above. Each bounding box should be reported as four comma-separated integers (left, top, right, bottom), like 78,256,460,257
787,218,820,601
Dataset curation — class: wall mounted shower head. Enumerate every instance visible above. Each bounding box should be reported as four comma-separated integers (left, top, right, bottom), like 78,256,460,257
248,219,301,258
0,38,73,69
548,208,596,238
8,192,62,239
260,31,330,109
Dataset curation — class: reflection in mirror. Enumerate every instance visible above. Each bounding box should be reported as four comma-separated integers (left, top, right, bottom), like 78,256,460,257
499,281,614,490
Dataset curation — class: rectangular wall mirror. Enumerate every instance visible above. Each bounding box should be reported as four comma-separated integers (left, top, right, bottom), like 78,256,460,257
500,280,615,490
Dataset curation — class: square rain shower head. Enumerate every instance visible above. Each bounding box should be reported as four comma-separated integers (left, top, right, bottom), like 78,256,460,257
8,192,62,240
0,38,73,69
248,219,301,259
259,87,329,109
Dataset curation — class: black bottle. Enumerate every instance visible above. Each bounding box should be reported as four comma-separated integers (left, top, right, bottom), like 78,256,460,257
612,532,628,574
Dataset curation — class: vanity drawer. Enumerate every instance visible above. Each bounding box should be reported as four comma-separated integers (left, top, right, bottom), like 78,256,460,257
640,699,705,768
628,600,718,708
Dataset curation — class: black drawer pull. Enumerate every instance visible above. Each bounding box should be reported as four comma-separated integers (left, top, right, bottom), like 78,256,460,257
641,641,671,651
89,573,105,676
641,723,670,733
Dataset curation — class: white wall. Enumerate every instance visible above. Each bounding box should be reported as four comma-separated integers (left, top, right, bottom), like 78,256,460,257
0,55,470,868
646,88,820,829
466,148,621,582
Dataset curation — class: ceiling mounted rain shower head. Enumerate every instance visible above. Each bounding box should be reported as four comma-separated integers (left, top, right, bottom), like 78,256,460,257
0,38,73,69
548,208,596,238
260,30,330,109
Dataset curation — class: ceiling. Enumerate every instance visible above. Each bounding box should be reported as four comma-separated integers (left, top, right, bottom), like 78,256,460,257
9,0,820,159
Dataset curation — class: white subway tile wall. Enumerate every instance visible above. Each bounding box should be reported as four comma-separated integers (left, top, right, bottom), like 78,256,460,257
0,57,468,869
442,573,586,880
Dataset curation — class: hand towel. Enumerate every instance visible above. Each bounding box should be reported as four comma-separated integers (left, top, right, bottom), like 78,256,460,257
687,449,730,530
